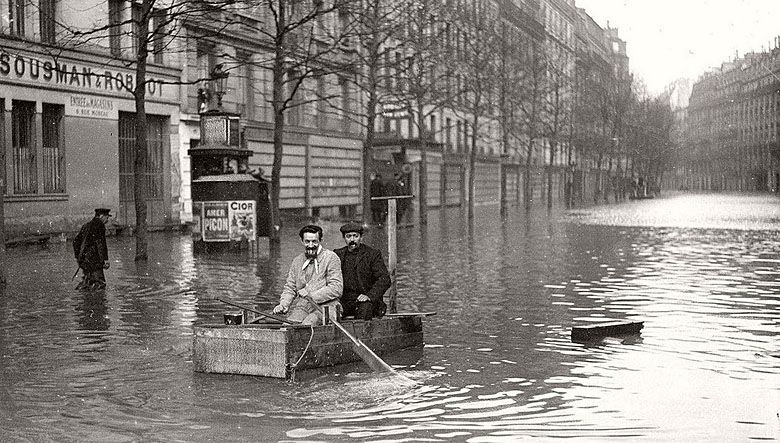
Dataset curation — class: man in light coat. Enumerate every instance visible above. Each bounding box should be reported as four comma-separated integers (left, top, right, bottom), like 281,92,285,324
273,225,342,325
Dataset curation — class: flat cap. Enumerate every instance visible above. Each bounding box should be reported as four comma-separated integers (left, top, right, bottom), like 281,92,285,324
339,222,364,235
94,208,112,216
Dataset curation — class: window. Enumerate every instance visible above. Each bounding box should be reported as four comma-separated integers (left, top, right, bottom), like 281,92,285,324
240,55,255,120
340,77,351,119
118,112,165,204
42,104,65,193
40,0,56,44
8,102,66,196
384,53,392,90
456,120,461,151
151,8,166,64
109,0,122,57
8,0,26,36
131,2,143,57
196,42,216,111
445,117,452,148
287,70,302,126
12,100,36,194
316,76,326,128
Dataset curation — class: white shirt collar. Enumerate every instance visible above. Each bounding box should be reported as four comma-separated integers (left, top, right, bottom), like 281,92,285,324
302,246,322,272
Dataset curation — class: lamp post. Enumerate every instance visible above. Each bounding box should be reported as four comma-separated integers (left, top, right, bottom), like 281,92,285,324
210,64,229,110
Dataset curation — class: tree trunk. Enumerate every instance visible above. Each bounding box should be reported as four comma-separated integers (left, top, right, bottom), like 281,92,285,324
524,138,533,210
499,120,509,216
417,106,427,225
362,24,380,226
269,5,286,247
133,1,151,262
595,153,603,203
270,63,284,246
467,115,478,220
363,88,377,226
439,133,447,210
547,140,555,209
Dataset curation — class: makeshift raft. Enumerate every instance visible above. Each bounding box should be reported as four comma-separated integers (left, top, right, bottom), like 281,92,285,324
193,313,430,378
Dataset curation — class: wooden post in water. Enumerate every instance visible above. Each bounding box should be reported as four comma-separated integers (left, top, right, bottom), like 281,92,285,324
387,197,397,314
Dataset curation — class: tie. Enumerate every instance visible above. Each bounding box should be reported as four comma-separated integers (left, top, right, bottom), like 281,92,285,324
305,259,316,282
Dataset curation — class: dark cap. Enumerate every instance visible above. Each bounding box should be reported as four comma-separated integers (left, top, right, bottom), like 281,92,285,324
339,222,364,235
299,224,323,240
95,208,112,216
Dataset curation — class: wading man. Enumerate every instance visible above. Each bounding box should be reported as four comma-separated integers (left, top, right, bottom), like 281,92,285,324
73,208,112,290
273,225,343,325
334,222,390,320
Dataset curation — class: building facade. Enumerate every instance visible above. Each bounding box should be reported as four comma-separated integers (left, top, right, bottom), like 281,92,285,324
0,0,639,240
687,41,780,192
0,0,182,239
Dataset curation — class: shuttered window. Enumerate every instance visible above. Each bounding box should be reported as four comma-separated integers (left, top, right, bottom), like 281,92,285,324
118,112,165,203
12,100,36,194
42,104,65,193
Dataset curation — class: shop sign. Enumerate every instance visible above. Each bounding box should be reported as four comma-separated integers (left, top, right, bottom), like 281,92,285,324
66,94,118,120
228,200,256,241
371,145,401,161
198,200,256,242
381,101,409,118
203,201,230,241
0,45,174,100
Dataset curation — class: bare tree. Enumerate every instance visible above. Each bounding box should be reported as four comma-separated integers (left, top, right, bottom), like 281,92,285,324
242,0,352,246
631,96,675,188
515,40,546,210
58,0,240,261
591,65,633,202
328,0,407,225
453,1,500,220
495,20,533,215
539,47,573,209
391,0,451,225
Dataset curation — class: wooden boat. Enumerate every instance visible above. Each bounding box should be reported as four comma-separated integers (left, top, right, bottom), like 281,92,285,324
571,320,644,343
193,313,431,378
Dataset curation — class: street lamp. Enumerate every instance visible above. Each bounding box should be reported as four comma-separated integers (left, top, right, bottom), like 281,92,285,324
210,64,229,110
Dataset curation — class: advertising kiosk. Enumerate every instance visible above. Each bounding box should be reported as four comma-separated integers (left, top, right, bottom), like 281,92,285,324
189,110,271,251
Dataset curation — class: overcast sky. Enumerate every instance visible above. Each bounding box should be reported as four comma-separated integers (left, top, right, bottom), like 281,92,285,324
575,0,780,96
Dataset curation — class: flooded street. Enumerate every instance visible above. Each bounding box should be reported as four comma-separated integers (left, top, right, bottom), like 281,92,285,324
1,193,778,441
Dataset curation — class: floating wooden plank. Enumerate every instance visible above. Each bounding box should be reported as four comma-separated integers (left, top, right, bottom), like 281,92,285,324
193,315,424,379
571,320,644,342
384,312,437,317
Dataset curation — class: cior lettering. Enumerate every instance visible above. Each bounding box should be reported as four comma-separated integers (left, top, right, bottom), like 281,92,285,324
230,201,254,211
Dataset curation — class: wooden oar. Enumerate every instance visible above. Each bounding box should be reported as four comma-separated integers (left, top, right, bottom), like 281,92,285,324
217,297,300,325
302,296,396,374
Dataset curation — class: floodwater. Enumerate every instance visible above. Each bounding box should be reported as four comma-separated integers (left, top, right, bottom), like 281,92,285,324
1,193,778,441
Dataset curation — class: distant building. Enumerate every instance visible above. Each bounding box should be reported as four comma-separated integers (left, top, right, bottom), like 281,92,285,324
687,38,780,192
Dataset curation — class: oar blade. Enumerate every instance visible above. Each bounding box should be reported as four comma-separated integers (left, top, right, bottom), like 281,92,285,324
351,336,394,373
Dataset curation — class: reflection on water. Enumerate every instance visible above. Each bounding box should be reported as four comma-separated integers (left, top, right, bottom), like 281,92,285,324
0,193,778,441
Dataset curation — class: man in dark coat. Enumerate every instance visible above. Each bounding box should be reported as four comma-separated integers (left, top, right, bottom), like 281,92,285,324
73,208,111,290
334,222,391,320
369,173,385,224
